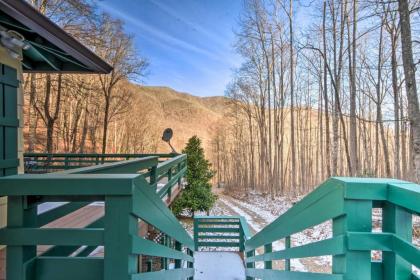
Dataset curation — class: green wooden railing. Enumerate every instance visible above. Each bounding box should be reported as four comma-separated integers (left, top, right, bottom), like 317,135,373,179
0,155,193,280
244,177,420,280
194,216,251,252
5,154,420,280
23,153,178,173
24,153,187,203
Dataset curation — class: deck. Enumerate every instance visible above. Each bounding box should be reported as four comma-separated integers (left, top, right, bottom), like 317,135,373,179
0,154,186,280
1,155,418,280
0,179,182,280
0,205,104,280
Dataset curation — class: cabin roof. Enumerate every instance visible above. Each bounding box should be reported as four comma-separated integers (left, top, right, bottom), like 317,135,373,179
0,0,112,73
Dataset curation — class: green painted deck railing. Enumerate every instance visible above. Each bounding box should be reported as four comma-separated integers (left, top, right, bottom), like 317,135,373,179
5,153,420,280
23,153,178,173
0,155,193,280
244,177,420,280
194,216,251,252
24,153,187,203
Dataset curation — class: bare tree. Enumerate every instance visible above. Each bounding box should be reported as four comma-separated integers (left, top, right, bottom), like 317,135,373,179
96,15,149,154
398,0,420,181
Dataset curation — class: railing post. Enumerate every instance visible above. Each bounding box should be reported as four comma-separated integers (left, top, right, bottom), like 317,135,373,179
167,167,172,201
146,258,152,272
177,162,182,191
6,196,37,279
193,218,199,251
175,241,182,268
104,195,137,280
382,202,412,279
285,236,291,270
333,199,372,279
239,223,244,252
64,156,69,169
47,154,52,168
246,249,255,280
150,165,157,191
161,234,168,270
187,248,194,280
264,243,272,269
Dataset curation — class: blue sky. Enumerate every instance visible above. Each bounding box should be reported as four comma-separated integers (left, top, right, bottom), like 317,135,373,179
97,0,244,97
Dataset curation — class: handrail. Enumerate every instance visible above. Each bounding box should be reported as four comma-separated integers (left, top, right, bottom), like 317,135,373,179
156,154,187,200
244,177,420,280
23,153,188,206
0,162,193,279
24,152,176,158
22,152,187,206
23,152,178,172
57,156,158,175
194,215,251,252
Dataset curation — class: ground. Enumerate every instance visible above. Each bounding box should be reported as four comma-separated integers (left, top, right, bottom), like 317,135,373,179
208,189,331,272
185,187,420,275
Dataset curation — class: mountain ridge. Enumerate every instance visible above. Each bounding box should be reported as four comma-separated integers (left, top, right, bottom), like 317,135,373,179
126,84,229,154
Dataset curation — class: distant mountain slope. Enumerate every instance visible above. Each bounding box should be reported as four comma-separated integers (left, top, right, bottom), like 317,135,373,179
129,85,229,154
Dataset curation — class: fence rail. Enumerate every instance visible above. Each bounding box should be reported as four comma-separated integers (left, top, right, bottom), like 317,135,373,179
244,177,420,280
5,152,420,280
23,153,178,173
23,153,187,205
0,154,192,280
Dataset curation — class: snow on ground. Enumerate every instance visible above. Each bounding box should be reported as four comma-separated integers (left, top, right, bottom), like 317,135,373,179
178,189,419,275
205,189,420,275
194,252,245,280
209,191,311,271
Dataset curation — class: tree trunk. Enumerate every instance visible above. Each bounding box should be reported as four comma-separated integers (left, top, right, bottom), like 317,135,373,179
391,34,401,178
349,0,358,176
322,1,331,177
289,0,296,193
28,73,37,151
376,23,391,177
398,0,420,181
102,95,110,154
401,93,408,178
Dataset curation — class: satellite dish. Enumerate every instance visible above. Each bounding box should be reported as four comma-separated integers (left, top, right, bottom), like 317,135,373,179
162,128,173,142
162,128,177,154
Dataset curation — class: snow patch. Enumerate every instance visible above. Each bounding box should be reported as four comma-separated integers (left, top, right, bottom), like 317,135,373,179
194,252,245,280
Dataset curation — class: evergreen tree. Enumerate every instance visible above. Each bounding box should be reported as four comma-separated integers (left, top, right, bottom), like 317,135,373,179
172,136,217,216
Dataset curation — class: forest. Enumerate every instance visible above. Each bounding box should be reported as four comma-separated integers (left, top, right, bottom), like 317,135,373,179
23,0,420,197
24,0,151,155
211,0,420,196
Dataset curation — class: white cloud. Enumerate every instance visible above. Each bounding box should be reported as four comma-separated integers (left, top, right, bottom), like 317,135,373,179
97,1,229,64
148,0,229,47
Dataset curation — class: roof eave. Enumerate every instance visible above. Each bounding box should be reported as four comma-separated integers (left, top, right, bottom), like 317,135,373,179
0,0,113,74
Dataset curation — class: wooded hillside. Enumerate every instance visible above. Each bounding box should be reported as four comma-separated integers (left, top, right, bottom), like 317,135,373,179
24,83,228,155
23,0,420,197
212,0,420,196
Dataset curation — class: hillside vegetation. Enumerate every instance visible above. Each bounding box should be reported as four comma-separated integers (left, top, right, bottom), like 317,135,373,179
113,84,229,154
24,83,229,156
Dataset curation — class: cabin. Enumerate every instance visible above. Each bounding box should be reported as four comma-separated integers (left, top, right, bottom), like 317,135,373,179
0,1,418,280
0,0,115,277
0,0,112,217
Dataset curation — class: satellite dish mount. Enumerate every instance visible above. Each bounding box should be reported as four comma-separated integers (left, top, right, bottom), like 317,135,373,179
162,128,177,154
